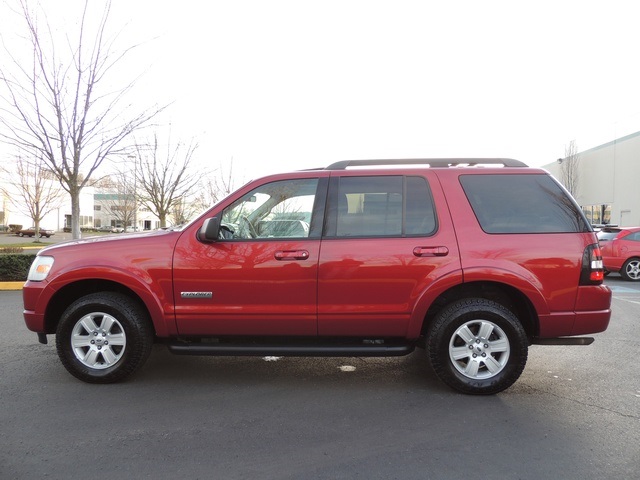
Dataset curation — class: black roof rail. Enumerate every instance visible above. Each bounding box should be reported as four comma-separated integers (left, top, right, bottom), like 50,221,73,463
325,158,527,170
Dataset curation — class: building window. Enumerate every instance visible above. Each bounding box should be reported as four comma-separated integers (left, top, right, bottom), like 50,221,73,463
582,204,612,226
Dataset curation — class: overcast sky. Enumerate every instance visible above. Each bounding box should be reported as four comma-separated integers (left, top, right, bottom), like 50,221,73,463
2,0,640,181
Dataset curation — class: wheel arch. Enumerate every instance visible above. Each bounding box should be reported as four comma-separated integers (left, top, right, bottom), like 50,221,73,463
418,281,539,340
42,278,167,337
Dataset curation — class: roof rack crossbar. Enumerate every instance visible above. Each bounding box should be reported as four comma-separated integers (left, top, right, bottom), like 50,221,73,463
325,158,527,170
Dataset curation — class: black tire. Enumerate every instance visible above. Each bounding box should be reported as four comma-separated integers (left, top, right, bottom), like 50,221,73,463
56,292,154,383
620,258,640,281
427,298,528,395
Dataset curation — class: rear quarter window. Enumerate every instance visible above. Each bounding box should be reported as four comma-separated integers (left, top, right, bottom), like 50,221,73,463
459,174,591,234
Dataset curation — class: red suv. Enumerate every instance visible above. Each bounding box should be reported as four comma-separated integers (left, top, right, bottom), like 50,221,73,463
23,159,611,394
597,226,640,281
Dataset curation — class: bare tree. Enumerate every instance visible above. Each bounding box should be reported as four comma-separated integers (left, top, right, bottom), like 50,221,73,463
560,140,580,198
171,196,201,226
194,158,241,212
0,0,166,239
134,132,200,228
96,168,136,229
0,153,64,242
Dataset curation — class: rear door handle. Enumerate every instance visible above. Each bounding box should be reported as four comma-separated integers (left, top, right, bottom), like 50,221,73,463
275,250,310,261
413,246,449,257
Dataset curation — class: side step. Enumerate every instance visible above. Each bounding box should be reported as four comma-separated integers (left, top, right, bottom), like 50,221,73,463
168,341,415,357
531,337,594,346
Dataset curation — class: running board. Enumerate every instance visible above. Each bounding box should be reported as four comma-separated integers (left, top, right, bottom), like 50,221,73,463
531,337,594,346
168,342,415,357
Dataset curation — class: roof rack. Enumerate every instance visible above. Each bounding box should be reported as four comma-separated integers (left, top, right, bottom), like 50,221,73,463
325,158,527,170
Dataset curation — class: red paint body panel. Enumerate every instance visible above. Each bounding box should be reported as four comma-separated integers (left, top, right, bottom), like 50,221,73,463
172,235,320,335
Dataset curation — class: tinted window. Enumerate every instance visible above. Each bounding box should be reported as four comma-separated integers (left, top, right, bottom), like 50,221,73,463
460,174,591,234
325,175,436,238
597,229,621,241
626,232,640,242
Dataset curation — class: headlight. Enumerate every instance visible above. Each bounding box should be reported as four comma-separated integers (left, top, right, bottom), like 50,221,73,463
27,256,55,281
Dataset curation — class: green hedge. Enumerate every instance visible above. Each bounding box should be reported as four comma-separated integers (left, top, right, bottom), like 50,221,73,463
0,254,37,281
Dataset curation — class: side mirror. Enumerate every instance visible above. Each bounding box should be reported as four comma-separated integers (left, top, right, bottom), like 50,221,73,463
198,217,220,243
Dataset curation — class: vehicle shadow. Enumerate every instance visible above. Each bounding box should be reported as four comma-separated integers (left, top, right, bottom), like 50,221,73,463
136,343,448,392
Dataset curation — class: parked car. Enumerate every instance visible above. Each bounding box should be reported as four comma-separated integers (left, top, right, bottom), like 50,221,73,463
96,226,113,232
125,226,140,232
22,159,611,394
17,226,54,238
110,226,124,233
597,226,640,281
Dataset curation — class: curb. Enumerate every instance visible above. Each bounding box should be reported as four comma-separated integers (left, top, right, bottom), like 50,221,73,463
0,282,24,291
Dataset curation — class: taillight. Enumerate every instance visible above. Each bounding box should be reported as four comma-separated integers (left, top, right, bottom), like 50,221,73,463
580,244,604,285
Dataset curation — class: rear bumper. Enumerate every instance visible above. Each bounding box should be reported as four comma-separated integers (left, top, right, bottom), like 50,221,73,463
538,284,611,337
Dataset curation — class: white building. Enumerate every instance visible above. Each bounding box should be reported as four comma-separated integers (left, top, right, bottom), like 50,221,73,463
93,192,160,231
543,131,640,227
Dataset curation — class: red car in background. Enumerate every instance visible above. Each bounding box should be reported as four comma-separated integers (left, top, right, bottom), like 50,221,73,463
597,226,640,281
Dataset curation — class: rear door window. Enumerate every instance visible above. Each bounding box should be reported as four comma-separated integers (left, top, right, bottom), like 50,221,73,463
324,175,436,237
460,174,591,234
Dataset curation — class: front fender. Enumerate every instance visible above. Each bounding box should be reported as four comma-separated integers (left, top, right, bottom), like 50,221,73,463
28,265,176,337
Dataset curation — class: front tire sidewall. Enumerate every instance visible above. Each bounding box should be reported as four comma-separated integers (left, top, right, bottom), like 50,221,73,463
56,293,153,383
428,299,528,395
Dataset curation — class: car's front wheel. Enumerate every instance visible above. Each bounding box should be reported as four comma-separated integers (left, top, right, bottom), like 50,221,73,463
56,292,154,383
427,298,528,395
621,258,640,281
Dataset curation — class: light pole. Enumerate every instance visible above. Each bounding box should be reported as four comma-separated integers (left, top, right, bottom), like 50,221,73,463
128,155,137,230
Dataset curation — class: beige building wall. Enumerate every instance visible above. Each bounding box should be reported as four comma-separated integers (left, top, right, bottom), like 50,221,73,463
543,131,640,227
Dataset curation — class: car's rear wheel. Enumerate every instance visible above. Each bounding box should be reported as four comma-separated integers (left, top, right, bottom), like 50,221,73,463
56,292,154,383
621,258,640,281
427,298,528,395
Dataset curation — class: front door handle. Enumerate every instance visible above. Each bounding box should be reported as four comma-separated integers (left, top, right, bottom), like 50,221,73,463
413,246,449,257
275,250,310,261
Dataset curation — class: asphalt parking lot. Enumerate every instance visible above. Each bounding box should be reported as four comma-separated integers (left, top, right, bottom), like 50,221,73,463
1,276,639,479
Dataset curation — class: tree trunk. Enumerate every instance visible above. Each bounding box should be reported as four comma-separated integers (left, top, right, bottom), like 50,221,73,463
71,187,81,239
